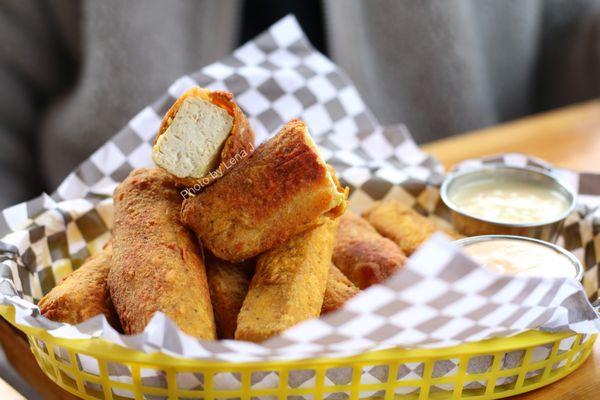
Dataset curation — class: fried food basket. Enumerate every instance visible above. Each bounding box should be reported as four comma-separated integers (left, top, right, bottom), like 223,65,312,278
1,305,594,400
0,16,598,400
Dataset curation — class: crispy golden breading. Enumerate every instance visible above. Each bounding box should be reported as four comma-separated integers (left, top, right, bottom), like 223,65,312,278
428,215,464,239
38,244,120,329
153,87,255,187
181,119,348,262
206,255,252,339
235,219,338,342
321,264,359,314
362,200,461,255
333,212,407,289
108,168,216,339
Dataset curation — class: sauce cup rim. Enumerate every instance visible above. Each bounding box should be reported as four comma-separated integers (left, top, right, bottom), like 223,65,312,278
440,165,577,228
454,234,584,282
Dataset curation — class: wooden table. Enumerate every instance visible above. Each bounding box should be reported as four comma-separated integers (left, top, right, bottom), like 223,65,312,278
1,100,600,399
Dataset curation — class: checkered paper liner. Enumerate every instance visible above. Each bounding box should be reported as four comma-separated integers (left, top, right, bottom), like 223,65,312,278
1,15,599,397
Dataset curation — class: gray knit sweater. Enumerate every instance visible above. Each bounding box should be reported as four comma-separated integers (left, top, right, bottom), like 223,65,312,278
0,0,599,209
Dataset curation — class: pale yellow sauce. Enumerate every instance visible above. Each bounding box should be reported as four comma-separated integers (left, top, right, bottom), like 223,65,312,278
450,179,569,224
463,239,576,278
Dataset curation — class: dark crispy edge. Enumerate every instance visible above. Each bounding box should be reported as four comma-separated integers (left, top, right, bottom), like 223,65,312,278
334,211,408,289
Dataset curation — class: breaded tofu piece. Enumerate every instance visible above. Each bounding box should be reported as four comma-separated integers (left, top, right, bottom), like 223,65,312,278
333,212,407,289
38,244,120,329
428,215,464,239
181,119,348,262
108,168,216,339
206,255,252,339
235,219,338,342
321,264,360,314
152,87,254,186
362,200,461,255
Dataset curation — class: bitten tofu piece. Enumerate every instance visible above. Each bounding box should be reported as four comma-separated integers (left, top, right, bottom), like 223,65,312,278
362,200,461,255
152,87,254,186
108,168,216,339
321,264,360,314
333,212,407,289
235,219,338,342
181,119,348,262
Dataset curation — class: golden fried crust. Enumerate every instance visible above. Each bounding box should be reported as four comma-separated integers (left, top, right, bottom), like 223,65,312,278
155,87,255,187
428,215,464,239
108,168,216,339
333,212,407,289
38,245,120,329
181,119,348,262
205,255,252,339
321,264,359,314
362,200,460,255
235,219,338,342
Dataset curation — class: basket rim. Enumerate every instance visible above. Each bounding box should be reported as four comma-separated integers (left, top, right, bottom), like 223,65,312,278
1,304,590,368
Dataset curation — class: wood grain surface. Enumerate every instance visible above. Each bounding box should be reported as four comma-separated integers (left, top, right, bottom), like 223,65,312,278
0,375,26,400
422,100,600,173
1,100,600,399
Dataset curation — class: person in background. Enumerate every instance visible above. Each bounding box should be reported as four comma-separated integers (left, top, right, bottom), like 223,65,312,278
1,0,599,209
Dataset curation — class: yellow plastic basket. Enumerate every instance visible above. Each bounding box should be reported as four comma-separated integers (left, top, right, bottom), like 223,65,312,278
0,305,595,400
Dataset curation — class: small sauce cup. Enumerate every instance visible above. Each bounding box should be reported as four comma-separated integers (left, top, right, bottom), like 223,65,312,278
455,235,584,282
441,165,577,242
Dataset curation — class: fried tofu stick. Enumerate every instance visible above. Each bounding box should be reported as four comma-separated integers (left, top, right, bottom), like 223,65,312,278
205,255,251,339
39,244,120,329
152,87,255,187
321,264,359,314
207,258,357,336
235,219,338,342
181,119,348,262
362,200,461,255
333,212,407,289
428,215,464,239
108,168,216,339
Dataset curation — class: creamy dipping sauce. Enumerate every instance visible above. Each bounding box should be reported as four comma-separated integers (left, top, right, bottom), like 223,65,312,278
449,179,570,224
463,238,577,278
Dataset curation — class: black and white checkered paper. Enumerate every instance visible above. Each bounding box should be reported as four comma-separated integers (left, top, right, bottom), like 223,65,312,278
0,15,599,396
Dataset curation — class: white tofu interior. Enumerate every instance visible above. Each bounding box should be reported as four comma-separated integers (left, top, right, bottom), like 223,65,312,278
152,97,234,178
302,126,345,209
